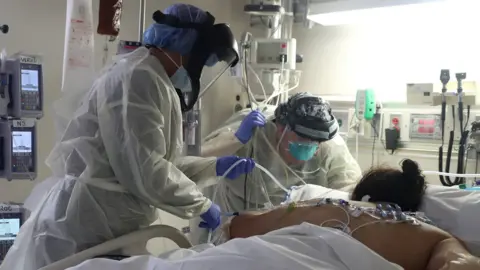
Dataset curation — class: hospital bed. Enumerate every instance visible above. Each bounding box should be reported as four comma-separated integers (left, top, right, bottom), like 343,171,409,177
42,184,480,269
40,225,192,270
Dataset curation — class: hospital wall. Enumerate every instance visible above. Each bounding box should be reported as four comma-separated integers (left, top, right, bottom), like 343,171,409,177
286,6,480,185
292,7,480,102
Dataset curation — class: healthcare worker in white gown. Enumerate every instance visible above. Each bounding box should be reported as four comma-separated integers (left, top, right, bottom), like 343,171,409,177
0,4,255,270
188,92,362,244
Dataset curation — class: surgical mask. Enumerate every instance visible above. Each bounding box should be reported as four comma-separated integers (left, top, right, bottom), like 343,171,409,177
170,67,192,92
288,142,318,161
277,127,318,162
163,50,192,93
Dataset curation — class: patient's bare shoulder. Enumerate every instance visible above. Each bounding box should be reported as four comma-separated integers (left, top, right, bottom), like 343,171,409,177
355,218,451,270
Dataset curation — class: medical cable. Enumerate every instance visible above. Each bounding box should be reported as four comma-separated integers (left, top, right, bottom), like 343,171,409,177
209,158,249,243
257,131,307,185
349,220,384,236
438,72,470,186
242,46,255,108
438,70,451,186
423,171,480,178
475,153,479,184
212,158,285,209
439,106,457,186
246,63,267,101
287,199,420,237
209,159,283,243
256,163,289,192
320,206,351,233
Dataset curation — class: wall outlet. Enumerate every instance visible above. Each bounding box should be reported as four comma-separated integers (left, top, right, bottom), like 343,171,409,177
390,113,402,139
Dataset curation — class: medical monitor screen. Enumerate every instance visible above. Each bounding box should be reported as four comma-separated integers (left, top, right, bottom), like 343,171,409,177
12,131,32,153
21,69,39,92
0,218,20,241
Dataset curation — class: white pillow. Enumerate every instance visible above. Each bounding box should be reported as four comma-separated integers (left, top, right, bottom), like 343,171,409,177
285,184,350,203
286,184,480,256
422,185,480,256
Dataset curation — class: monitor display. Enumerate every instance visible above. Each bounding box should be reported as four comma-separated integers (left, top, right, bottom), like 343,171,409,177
12,131,32,153
21,69,39,92
0,218,20,241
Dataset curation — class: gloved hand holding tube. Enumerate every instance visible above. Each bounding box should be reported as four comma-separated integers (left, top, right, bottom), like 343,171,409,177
235,110,266,144
199,203,221,230
199,156,255,230
216,156,256,179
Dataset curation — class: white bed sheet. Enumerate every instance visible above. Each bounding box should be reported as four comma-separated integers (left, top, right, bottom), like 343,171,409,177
68,223,401,270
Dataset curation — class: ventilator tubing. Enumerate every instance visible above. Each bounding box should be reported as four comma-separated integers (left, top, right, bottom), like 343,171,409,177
213,159,288,201
207,158,288,243
257,131,309,182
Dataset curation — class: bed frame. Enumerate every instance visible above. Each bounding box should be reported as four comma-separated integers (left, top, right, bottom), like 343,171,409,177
40,225,192,270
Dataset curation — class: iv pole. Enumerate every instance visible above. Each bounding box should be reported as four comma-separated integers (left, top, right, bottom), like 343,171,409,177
138,0,146,42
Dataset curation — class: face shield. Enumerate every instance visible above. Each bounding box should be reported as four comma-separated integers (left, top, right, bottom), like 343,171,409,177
198,40,239,99
151,11,239,112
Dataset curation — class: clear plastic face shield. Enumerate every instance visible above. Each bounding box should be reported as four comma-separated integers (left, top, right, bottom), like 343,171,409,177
150,10,239,112
182,23,239,112
198,43,238,99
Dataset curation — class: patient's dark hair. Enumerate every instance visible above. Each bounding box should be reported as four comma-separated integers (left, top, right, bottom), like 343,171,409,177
351,159,426,212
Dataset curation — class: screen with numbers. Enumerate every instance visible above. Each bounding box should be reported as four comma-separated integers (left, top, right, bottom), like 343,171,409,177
409,114,442,140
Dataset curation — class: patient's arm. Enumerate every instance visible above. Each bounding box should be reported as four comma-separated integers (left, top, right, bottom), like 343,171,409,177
426,238,480,270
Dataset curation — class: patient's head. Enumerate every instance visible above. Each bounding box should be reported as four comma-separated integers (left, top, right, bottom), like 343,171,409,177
351,159,426,212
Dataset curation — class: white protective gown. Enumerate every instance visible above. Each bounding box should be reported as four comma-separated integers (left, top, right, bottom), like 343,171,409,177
187,106,362,245
1,48,216,270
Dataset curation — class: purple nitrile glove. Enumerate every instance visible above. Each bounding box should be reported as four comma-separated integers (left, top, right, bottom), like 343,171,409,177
199,203,221,230
216,156,255,180
235,110,266,144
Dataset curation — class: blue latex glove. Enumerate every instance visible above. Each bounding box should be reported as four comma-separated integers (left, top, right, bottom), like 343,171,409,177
216,156,255,180
235,110,266,144
199,203,221,230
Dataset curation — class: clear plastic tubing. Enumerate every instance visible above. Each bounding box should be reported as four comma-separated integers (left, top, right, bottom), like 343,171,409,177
423,171,480,178
212,159,288,202
255,163,289,192
208,158,288,243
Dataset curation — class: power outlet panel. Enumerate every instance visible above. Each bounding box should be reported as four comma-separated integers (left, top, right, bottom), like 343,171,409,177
389,113,402,139
334,110,351,138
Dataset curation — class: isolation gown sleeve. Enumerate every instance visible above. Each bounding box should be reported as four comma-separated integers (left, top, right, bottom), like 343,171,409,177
201,130,244,157
201,116,245,157
173,156,219,190
323,136,362,192
97,68,211,219
201,106,277,157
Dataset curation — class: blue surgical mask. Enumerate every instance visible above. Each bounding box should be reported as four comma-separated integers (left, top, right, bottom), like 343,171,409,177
170,66,192,93
288,142,318,161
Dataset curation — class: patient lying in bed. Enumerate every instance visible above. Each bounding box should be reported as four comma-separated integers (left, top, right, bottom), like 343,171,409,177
225,159,480,270
68,159,479,270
